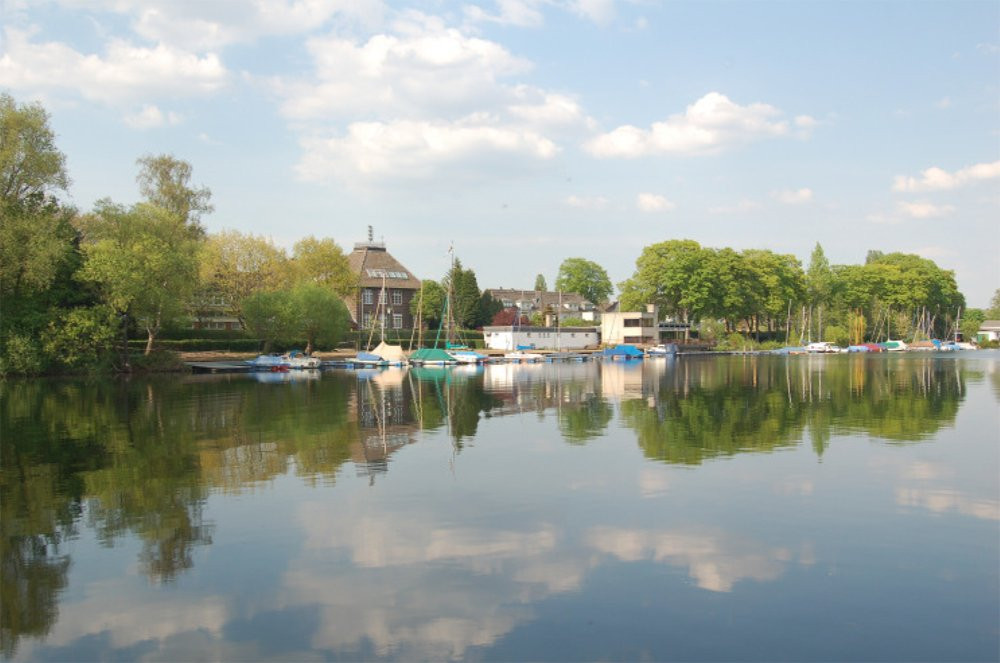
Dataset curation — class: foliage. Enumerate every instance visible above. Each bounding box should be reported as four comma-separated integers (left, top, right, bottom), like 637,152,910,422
199,230,290,323
444,259,483,328
135,154,212,232
0,93,69,204
555,257,613,306
289,282,351,353
290,236,356,297
477,290,503,327
78,201,200,355
534,273,547,291
558,316,594,327
987,289,1000,318
241,290,295,352
41,305,117,372
411,279,446,330
823,324,850,346
960,309,985,342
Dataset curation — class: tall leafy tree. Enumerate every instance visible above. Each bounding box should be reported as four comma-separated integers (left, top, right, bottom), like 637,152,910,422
445,259,483,328
79,201,200,355
290,282,351,354
534,274,547,291
555,257,613,306
199,230,290,325
410,280,446,331
135,154,213,233
290,236,356,296
0,93,69,204
619,240,711,322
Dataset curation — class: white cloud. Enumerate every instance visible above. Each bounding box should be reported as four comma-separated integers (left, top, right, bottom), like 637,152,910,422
463,0,545,28
124,103,181,128
892,160,1000,192
0,27,227,106
896,201,955,219
569,0,616,25
297,119,557,182
585,92,813,158
636,192,676,212
565,194,610,210
771,188,813,205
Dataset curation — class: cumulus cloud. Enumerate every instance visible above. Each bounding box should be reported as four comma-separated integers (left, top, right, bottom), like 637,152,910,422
0,27,227,106
896,201,955,219
124,103,181,128
463,0,545,28
565,194,610,210
771,188,813,204
636,192,676,212
892,160,1000,192
297,119,557,181
569,0,617,25
585,92,814,158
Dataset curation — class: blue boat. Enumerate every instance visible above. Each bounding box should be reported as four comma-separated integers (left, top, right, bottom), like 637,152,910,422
600,344,644,360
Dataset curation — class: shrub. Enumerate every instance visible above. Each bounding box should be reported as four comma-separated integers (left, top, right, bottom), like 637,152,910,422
0,332,45,376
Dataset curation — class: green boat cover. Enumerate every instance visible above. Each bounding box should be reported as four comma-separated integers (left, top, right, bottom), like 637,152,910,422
409,348,455,363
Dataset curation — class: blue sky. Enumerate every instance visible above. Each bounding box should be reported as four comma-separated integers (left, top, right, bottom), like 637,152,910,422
2,0,997,306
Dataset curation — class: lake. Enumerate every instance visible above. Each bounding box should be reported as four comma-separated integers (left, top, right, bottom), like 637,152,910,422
2,353,998,661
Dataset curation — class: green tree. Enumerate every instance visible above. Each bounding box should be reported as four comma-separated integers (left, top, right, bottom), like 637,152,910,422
476,290,503,328
411,280,446,331
0,93,69,204
445,259,482,328
289,282,351,353
79,201,200,356
241,290,294,352
619,240,712,323
290,236,356,297
987,288,1000,318
555,257,613,306
534,274,547,291
199,230,290,325
806,242,833,340
135,154,213,233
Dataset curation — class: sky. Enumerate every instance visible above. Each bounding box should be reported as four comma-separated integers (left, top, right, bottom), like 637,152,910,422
1,0,998,306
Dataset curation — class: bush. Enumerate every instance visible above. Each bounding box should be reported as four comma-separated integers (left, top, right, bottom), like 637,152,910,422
823,324,850,347
131,349,186,372
0,332,45,376
43,305,117,371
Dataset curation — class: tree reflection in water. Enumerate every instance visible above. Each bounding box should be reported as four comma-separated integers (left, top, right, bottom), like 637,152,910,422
0,354,983,657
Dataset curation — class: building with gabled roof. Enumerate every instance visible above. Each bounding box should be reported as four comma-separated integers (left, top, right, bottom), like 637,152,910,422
344,233,421,333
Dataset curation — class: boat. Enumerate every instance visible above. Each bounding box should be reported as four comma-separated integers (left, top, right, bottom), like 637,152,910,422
246,350,320,370
409,348,456,366
448,349,488,364
504,351,543,362
647,343,678,356
600,344,645,360
805,342,844,353
880,339,908,352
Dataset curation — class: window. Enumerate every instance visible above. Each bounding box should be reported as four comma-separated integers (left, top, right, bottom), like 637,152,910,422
393,314,403,329
392,291,402,306
363,313,373,328
624,318,641,327
362,289,373,305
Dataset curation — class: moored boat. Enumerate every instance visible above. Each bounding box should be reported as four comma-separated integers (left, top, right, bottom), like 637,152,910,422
647,343,678,356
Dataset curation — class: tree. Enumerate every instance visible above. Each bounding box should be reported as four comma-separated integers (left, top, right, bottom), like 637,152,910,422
534,274,547,291
806,243,833,340
135,154,212,233
79,201,200,355
618,240,711,322
987,288,1000,318
0,93,69,205
290,236,356,297
199,230,290,325
476,290,503,328
491,307,530,326
241,290,294,353
411,280,446,330
445,259,483,329
555,257,612,306
289,282,351,354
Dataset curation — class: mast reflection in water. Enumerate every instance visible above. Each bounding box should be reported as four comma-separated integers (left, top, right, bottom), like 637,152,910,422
2,353,997,661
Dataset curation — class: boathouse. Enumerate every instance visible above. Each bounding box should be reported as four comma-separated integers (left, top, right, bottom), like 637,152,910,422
344,233,421,333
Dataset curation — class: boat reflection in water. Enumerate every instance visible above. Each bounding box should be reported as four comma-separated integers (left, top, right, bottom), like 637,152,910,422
2,353,997,661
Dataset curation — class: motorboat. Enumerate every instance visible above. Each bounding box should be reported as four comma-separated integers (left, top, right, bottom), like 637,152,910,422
647,343,678,356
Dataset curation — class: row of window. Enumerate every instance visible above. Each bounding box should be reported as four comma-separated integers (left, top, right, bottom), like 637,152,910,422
363,313,404,329
365,269,409,280
362,290,404,305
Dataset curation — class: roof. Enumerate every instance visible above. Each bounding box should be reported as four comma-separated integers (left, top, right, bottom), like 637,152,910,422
347,242,421,289
483,325,598,332
486,288,594,310
979,320,1000,330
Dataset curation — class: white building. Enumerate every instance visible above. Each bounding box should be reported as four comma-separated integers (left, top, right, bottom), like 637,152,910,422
977,320,1000,342
482,326,600,351
600,304,660,346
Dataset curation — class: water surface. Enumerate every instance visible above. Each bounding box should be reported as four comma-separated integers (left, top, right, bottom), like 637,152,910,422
2,354,998,661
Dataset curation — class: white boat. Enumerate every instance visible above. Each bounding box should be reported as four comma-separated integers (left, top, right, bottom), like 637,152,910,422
805,342,844,354
247,350,320,370
882,339,908,352
647,343,678,356
285,351,321,369
504,351,543,362
448,349,487,364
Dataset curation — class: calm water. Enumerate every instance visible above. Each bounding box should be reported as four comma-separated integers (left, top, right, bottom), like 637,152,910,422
2,354,998,661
